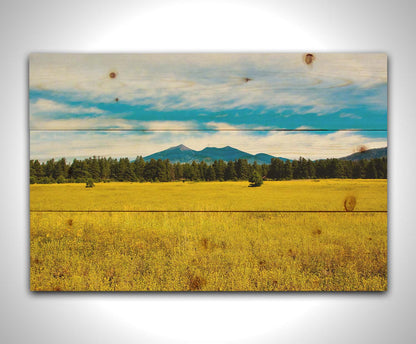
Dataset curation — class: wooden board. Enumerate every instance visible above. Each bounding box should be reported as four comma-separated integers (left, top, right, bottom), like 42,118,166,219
30,180,387,212
30,212,387,291
30,53,387,131
29,53,388,291
30,130,387,162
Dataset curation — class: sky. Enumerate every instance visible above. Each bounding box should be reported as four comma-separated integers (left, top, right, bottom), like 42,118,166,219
29,53,387,161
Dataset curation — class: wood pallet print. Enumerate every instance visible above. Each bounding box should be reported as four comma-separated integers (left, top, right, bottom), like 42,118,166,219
29,53,387,291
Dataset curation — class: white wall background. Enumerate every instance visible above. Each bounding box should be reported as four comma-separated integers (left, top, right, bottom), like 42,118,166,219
1,0,415,343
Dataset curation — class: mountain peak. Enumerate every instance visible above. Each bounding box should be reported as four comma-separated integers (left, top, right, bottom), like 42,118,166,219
169,144,192,151
143,144,284,164
220,145,236,150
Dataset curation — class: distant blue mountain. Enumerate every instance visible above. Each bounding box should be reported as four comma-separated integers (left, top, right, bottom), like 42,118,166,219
143,144,288,164
339,147,387,161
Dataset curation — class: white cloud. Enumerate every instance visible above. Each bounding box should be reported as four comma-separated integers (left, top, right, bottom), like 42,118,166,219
29,53,387,115
31,98,105,115
339,113,363,120
30,118,198,130
204,122,272,130
204,122,248,130
137,121,198,130
31,117,135,130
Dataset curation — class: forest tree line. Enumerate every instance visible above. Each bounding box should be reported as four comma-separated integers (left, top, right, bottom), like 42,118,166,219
30,156,387,184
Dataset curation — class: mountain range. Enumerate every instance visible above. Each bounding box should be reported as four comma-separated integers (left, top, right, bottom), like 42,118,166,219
339,147,387,161
143,144,387,164
143,144,287,164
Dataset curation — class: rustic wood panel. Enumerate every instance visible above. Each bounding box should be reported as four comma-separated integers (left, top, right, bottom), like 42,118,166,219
30,180,387,212
29,53,388,291
30,211,387,291
29,53,387,131
29,130,387,162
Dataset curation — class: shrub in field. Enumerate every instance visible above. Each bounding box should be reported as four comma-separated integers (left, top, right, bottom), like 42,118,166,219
85,179,95,188
249,171,263,187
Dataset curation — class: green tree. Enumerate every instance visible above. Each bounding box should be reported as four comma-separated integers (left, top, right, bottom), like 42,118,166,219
174,162,184,180
99,157,111,181
268,158,284,180
190,161,201,181
43,159,56,179
87,157,100,181
365,160,377,179
213,160,226,181
56,175,66,184
30,159,43,178
144,159,158,181
124,164,138,182
85,179,95,188
249,170,263,187
225,161,237,180
133,156,145,181
236,159,250,180
206,165,216,181
283,160,293,180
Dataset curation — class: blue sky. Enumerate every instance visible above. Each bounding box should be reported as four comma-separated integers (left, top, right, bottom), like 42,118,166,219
29,53,387,160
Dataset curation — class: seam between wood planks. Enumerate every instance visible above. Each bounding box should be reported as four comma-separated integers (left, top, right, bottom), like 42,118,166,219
30,210,387,213
30,129,387,132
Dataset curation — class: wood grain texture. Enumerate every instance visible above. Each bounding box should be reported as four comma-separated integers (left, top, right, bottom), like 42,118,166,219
30,211,387,291
30,180,387,212
29,130,387,162
29,53,387,131
29,53,388,291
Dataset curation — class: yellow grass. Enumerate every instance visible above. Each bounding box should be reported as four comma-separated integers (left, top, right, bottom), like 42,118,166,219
30,179,387,211
30,180,387,291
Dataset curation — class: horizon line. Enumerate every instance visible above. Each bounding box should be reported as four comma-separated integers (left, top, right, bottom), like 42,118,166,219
30,145,388,163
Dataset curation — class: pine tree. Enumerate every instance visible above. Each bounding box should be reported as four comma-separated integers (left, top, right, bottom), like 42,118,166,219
88,157,100,181
365,160,377,179
206,165,216,181
30,160,43,180
249,170,263,187
213,160,226,181
225,161,237,180
144,159,158,181
54,158,68,179
236,159,250,180
174,162,184,180
99,158,111,181
190,161,201,181
156,159,168,182
133,156,145,181
124,164,137,181
43,159,56,179
283,160,293,180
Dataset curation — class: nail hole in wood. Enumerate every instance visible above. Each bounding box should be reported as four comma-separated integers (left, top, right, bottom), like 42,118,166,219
304,53,315,65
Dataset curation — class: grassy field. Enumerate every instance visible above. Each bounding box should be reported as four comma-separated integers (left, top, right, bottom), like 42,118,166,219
30,180,387,291
30,179,387,211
